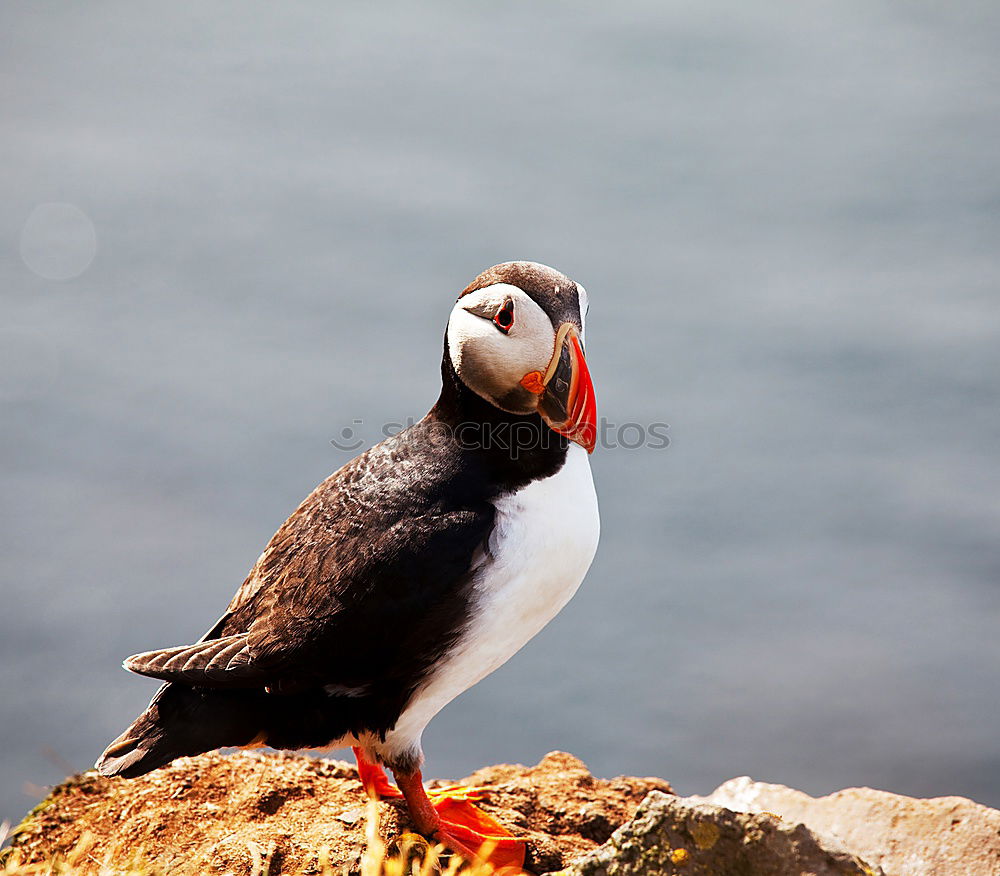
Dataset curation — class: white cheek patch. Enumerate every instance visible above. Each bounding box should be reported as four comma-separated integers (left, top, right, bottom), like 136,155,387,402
576,282,589,345
447,284,556,405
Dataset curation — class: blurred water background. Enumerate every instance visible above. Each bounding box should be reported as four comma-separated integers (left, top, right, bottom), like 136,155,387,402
2,1,999,825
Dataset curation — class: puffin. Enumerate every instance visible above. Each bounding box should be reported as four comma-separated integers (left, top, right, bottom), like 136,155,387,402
97,261,600,868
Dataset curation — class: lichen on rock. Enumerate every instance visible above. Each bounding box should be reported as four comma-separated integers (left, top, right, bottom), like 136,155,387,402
563,791,882,876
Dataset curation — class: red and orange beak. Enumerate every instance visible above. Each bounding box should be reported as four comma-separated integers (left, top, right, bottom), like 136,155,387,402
521,323,597,453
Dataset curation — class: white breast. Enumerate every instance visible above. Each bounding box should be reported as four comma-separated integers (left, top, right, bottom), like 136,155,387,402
380,444,600,763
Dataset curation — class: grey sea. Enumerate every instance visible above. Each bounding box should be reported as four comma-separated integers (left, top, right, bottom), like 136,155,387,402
2,1,999,826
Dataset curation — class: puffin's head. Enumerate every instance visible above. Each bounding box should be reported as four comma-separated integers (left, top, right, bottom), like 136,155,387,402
446,261,597,453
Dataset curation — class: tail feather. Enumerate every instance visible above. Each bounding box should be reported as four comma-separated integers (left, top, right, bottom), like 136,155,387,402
97,682,361,779
95,683,263,778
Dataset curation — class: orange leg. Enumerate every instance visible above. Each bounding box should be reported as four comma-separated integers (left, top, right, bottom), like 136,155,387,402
352,746,402,799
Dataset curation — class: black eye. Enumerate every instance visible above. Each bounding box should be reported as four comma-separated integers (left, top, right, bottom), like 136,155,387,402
493,298,514,334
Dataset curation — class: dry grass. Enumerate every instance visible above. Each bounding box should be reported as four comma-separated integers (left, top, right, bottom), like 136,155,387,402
0,803,506,876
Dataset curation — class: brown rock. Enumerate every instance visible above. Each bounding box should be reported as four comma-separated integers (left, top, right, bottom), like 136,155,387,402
702,776,1000,876
563,790,881,876
4,750,671,875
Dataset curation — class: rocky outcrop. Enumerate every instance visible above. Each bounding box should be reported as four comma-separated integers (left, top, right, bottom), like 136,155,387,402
6,752,1000,875
701,776,1000,876
566,776,1000,876
563,791,881,876
4,750,669,875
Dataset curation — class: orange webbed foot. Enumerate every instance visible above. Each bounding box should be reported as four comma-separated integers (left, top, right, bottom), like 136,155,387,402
430,795,527,871
427,782,491,804
397,768,526,872
352,749,526,871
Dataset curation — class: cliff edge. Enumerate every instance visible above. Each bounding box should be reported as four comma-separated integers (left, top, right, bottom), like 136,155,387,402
4,751,998,875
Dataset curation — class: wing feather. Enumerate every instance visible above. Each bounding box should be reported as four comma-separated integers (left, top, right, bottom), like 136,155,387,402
124,635,260,687
123,424,495,694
